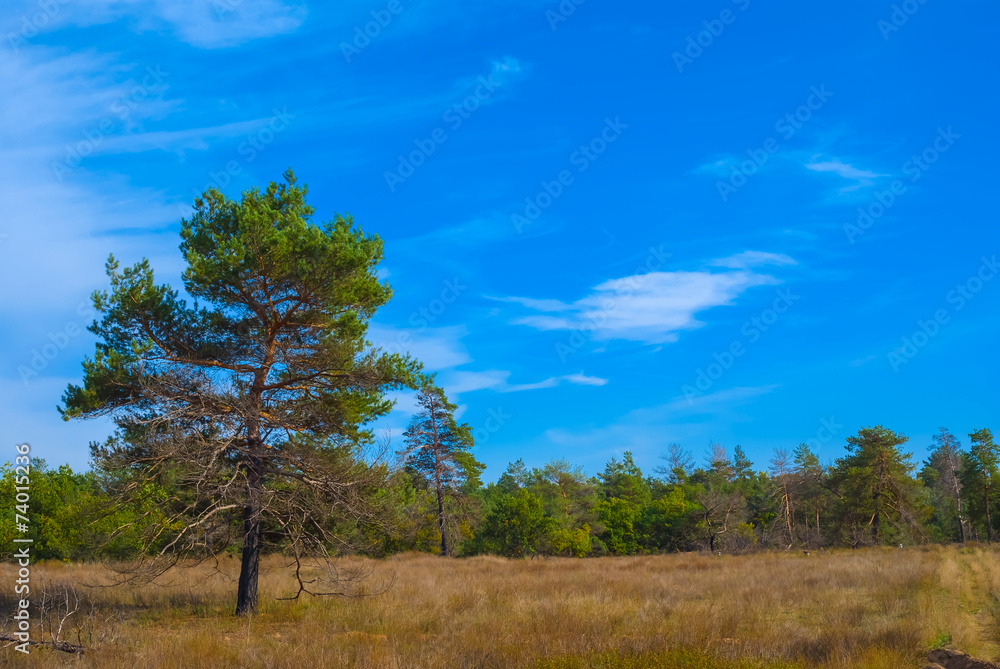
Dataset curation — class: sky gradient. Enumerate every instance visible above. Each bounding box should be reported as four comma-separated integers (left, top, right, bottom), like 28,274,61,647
1,0,997,478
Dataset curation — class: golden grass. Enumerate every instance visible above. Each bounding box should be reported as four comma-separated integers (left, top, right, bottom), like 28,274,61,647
3,545,1000,668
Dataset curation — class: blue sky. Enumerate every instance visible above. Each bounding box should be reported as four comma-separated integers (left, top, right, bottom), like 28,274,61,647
1,0,997,478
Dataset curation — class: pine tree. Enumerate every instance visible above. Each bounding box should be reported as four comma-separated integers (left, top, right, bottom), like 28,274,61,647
61,172,421,614
920,428,966,542
832,426,920,546
400,386,484,555
962,428,998,542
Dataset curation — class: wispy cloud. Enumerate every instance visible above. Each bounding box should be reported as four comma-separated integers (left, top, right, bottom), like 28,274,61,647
494,254,792,344
805,157,887,192
849,354,878,368
709,251,798,270
9,0,307,48
503,372,608,393
96,118,277,155
367,324,473,371
661,385,779,414
444,369,607,395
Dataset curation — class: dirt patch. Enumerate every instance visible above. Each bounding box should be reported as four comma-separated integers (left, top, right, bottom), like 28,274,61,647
926,648,1000,669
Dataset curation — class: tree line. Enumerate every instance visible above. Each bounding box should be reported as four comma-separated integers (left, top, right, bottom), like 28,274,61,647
4,416,996,562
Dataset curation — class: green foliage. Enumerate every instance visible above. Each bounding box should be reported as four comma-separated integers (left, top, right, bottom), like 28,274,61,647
400,386,485,555
831,426,924,546
596,497,639,555
467,488,554,557
0,461,167,561
920,428,966,543
961,428,998,542
549,524,593,557
637,486,699,551
599,452,651,507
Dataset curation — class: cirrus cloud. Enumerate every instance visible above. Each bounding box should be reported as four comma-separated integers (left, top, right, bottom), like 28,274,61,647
493,252,794,344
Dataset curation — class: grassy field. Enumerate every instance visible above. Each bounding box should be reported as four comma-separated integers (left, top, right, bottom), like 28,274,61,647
3,546,1000,668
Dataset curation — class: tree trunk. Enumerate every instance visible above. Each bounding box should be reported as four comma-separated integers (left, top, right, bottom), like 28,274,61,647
236,393,264,616
951,454,966,543
781,478,793,545
431,404,448,556
986,483,992,544
235,461,262,615
436,484,448,556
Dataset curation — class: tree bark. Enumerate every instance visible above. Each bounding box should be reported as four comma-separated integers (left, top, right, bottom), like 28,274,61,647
436,483,447,556
986,482,992,544
236,387,264,616
235,457,262,615
431,404,448,556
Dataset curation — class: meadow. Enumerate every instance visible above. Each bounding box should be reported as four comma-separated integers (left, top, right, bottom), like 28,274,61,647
3,546,1000,668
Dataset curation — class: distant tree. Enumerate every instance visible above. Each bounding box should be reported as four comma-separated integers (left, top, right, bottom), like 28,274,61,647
655,443,693,484
832,426,922,546
707,443,733,483
638,486,699,552
792,443,828,546
469,489,553,557
0,460,163,561
61,172,422,614
732,445,754,483
769,448,795,547
596,497,640,555
400,386,484,556
694,486,745,552
961,428,998,542
497,459,529,494
598,452,651,507
920,428,966,542
535,460,594,519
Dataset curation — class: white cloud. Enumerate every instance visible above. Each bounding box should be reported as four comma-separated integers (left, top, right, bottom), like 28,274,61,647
502,373,608,393
446,369,511,394
693,156,738,178
367,324,472,371
849,354,878,368
95,118,277,155
710,251,798,270
440,369,608,395
149,0,307,48
7,0,307,49
805,157,887,192
366,324,608,396
661,385,779,414
497,256,791,344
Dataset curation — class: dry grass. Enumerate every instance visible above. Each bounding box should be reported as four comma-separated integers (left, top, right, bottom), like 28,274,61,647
2,545,1000,668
